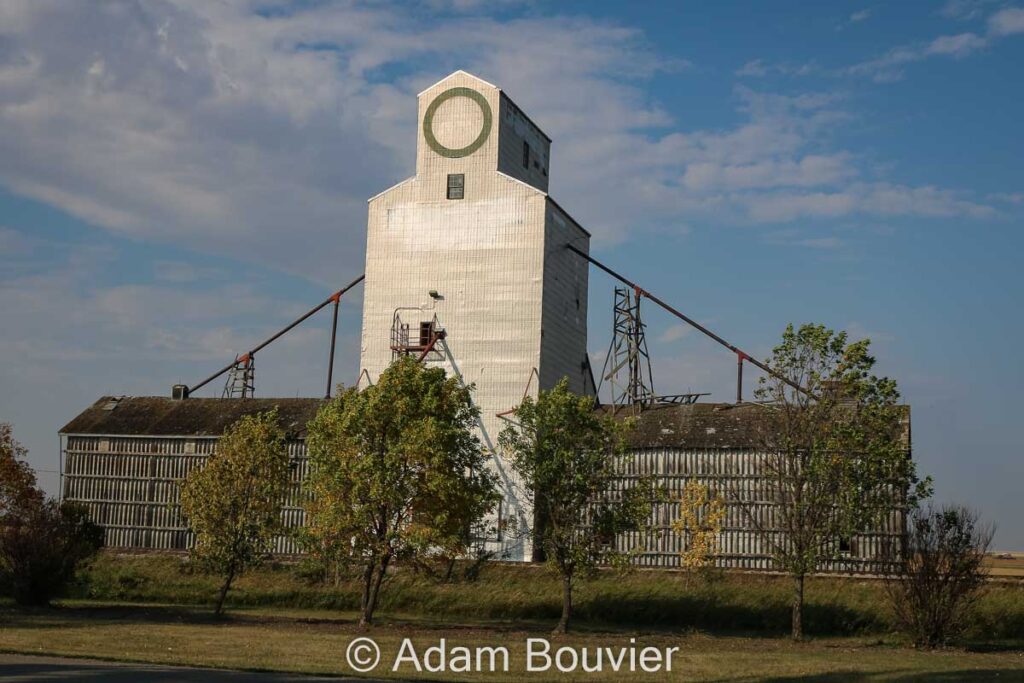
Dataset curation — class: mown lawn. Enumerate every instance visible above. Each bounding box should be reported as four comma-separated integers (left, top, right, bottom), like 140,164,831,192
2,603,1024,682
2,552,1023,681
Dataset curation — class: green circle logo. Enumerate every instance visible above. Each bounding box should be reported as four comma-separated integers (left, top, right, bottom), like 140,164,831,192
423,87,492,158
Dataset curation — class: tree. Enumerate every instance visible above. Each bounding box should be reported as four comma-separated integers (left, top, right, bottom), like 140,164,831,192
884,505,993,648
0,423,103,606
499,378,657,634
725,324,930,640
673,480,726,572
179,410,290,616
0,423,43,518
304,356,498,627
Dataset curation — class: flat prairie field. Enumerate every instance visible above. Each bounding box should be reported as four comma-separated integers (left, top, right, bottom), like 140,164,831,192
988,552,1024,578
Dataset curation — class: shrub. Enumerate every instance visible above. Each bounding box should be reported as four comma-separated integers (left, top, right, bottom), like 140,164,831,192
1,500,103,605
884,504,993,647
0,422,103,606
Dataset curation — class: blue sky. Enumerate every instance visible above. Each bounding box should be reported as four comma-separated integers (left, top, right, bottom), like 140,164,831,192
1,0,1022,548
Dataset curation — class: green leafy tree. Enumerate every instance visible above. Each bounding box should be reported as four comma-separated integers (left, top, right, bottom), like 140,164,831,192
304,356,498,627
0,423,103,606
499,378,657,634
179,410,290,616
726,324,930,640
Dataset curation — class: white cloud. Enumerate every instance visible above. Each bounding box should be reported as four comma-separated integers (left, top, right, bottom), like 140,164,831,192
0,0,1002,270
743,183,994,223
153,260,219,284
0,230,363,413
847,5,1024,81
1,252,315,366
766,232,846,249
745,191,856,222
747,5,1022,83
941,0,997,20
929,32,990,56
988,7,1024,36
735,59,819,78
988,191,1024,204
682,154,854,192
847,32,991,81
602,86,996,227
0,1,411,283
736,59,768,77
422,0,533,11
657,324,691,343
798,237,844,249
928,31,989,56
0,1,686,268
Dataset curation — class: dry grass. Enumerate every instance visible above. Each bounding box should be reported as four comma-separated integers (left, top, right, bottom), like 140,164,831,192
988,552,1024,578
3,552,1019,681
2,603,1023,682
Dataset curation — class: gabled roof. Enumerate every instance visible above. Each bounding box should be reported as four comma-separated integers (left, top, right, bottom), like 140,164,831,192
60,396,762,447
601,402,767,450
417,70,498,97
61,397,894,452
60,396,324,439
417,70,552,142
601,401,911,450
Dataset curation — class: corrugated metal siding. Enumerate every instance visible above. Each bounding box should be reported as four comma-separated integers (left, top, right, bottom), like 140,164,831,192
538,201,590,396
63,435,308,554
608,448,905,573
64,438,903,572
497,92,550,191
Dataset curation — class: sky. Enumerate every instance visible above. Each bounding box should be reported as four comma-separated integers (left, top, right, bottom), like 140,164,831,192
1,0,1022,548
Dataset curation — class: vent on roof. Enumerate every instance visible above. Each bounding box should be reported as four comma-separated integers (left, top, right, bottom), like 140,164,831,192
102,397,123,411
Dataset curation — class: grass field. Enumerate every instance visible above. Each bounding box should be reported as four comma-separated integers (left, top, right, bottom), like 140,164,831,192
62,552,1024,641
2,603,1024,681
1,552,1023,681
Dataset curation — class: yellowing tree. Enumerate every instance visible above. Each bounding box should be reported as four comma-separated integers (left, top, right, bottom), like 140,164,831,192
179,410,290,616
673,480,725,571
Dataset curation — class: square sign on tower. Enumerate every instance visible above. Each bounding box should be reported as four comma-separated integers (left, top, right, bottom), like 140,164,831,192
358,71,592,560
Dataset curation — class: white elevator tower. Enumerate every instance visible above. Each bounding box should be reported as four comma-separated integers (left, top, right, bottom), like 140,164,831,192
358,71,592,560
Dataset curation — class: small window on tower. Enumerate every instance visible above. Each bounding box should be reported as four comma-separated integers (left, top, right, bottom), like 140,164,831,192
522,140,530,168
446,173,464,200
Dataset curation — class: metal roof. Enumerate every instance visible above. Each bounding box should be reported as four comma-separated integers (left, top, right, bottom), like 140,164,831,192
61,396,908,450
602,402,767,450
60,396,324,438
